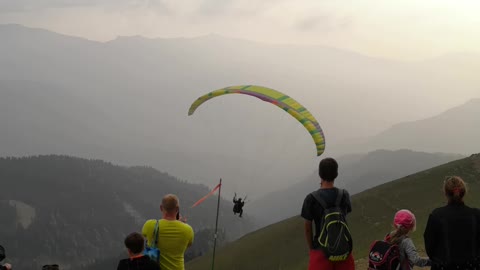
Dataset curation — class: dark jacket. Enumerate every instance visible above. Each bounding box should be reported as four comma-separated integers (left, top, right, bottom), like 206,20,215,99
117,255,160,270
424,202,480,270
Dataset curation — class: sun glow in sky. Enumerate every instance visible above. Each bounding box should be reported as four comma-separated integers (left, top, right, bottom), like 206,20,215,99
1,0,480,60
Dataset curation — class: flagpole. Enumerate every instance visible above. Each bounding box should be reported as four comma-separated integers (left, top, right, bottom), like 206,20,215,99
211,178,222,270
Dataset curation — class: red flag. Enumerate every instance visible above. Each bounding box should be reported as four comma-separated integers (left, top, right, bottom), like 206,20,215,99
191,183,222,208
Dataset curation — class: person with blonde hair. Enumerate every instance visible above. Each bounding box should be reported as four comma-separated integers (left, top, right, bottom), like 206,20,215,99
384,209,430,269
142,194,194,270
424,176,480,270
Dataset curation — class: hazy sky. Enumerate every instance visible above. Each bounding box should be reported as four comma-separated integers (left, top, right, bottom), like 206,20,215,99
1,0,480,60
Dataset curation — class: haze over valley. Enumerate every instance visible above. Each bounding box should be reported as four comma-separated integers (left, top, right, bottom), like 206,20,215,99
1,1,480,268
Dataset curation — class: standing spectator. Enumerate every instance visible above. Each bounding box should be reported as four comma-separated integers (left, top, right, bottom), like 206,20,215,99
424,176,480,269
301,158,354,270
142,194,194,270
385,209,430,269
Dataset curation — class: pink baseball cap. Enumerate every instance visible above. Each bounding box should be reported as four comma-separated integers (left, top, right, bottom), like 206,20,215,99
394,209,416,231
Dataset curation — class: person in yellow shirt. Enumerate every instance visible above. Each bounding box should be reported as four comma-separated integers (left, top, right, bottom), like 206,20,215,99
142,194,194,270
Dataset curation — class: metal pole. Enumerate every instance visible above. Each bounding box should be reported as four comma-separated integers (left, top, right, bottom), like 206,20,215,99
211,178,222,270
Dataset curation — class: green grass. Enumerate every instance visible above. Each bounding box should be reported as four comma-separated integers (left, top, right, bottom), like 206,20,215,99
187,154,480,270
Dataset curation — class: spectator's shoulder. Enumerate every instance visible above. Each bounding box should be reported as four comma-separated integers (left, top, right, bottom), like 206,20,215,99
116,258,129,270
401,236,414,245
303,191,315,202
429,206,445,217
183,222,194,231
142,219,158,233
470,207,480,218
143,219,157,228
147,258,161,270
143,219,157,226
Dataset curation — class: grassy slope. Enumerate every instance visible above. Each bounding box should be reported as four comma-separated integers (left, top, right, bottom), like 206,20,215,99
187,154,480,270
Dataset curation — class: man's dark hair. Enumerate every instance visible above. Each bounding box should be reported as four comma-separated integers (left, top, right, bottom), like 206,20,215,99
319,158,338,182
124,232,145,254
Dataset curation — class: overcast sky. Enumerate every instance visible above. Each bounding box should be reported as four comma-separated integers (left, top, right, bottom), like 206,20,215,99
1,0,480,60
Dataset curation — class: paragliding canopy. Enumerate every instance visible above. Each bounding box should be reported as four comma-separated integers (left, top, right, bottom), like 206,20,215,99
188,85,325,156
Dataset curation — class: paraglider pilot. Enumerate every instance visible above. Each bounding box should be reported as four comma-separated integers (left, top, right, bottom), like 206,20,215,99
233,193,246,218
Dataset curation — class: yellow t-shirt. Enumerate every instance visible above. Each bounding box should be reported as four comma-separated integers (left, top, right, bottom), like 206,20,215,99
142,219,194,270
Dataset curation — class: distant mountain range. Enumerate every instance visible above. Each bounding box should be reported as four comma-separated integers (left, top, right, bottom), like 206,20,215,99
1,24,479,198
249,149,464,228
187,153,480,270
0,155,254,270
1,24,479,270
334,98,480,155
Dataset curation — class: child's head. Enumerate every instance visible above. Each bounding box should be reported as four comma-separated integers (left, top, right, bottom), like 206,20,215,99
394,209,416,232
388,209,416,244
124,232,145,256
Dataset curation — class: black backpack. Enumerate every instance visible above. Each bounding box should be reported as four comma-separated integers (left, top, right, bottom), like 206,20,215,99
368,240,400,270
311,189,352,261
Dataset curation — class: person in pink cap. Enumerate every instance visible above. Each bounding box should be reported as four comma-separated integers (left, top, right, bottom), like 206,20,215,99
385,209,431,270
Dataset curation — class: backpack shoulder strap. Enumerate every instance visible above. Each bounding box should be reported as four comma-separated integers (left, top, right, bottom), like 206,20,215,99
152,219,160,247
335,189,344,207
310,190,328,210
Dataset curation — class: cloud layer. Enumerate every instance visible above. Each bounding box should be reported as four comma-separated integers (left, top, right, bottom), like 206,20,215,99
1,0,480,59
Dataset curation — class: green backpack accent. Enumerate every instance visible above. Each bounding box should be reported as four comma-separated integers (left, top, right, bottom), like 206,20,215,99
311,189,352,261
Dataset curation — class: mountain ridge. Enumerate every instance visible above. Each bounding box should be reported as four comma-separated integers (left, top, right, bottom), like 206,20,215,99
4,23,480,63
0,155,255,270
187,153,480,270
1,23,479,199
249,149,464,228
